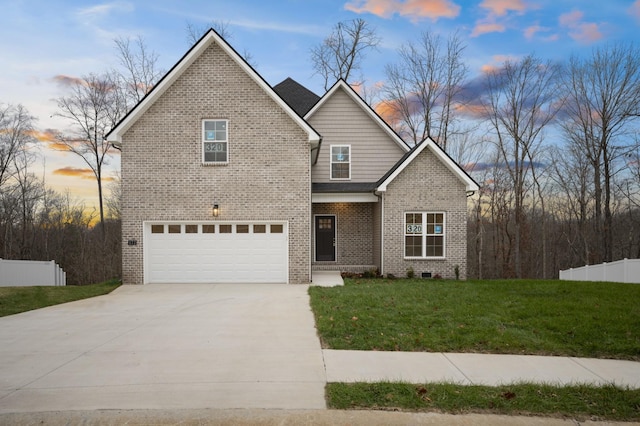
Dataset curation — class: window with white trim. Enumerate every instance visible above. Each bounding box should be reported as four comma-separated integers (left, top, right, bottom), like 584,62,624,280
202,120,228,164
405,212,445,258
330,145,350,179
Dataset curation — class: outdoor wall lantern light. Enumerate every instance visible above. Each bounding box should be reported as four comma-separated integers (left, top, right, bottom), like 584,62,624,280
212,203,219,217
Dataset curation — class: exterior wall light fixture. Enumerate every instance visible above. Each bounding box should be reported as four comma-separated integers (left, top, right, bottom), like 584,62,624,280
213,203,219,217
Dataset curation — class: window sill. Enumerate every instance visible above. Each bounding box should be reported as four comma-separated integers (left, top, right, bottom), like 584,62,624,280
404,257,446,260
202,162,229,166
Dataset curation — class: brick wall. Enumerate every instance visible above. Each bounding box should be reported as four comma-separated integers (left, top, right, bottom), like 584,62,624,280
312,203,375,266
121,42,311,284
383,148,468,280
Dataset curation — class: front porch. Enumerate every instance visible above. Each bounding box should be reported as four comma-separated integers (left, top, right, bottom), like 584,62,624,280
311,198,381,275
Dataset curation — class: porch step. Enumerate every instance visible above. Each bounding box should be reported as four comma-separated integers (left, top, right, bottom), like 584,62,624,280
311,264,378,273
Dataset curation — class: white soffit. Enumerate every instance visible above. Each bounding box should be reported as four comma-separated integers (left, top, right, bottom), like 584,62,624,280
312,192,379,203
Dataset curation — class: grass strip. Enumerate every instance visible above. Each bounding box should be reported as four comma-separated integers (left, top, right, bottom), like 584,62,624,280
0,279,121,317
326,382,640,421
309,279,640,360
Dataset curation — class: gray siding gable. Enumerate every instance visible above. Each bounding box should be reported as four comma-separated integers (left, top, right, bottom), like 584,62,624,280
307,81,409,183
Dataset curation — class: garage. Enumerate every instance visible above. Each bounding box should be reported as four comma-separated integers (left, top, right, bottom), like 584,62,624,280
144,222,288,284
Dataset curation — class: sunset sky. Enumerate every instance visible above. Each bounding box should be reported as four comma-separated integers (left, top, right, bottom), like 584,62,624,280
2,0,640,210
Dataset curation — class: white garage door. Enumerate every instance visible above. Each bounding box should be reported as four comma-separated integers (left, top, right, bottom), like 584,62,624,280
145,222,288,284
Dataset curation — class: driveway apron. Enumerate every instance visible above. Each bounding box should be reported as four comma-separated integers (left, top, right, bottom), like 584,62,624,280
0,284,327,412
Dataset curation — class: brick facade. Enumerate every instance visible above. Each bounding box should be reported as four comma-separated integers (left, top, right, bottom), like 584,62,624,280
121,42,311,284
382,148,468,280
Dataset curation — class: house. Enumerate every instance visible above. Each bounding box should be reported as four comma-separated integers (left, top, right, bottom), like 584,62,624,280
106,29,479,284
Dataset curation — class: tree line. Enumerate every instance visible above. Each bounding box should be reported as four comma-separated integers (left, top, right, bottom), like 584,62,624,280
2,20,640,283
315,20,640,279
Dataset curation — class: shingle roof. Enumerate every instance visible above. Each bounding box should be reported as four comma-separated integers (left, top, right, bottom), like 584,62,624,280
273,77,321,117
312,182,378,193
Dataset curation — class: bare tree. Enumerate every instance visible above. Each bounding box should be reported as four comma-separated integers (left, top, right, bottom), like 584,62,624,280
559,43,640,263
105,171,121,220
311,18,380,91
0,104,37,258
113,35,163,105
54,73,121,238
382,31,468,149
185,21,255,66
186,20,232,44
0,104,35,190
481,55,561,278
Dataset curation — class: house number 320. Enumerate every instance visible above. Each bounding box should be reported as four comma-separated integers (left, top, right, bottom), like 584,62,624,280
406,224,422,233
205,143,225,152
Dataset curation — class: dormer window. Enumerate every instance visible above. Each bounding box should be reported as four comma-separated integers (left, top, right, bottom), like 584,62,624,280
330,145,350,180
203,120,228,164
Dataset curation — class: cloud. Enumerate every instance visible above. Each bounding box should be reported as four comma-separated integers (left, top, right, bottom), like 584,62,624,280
374,99,405,126
480,54,519,73
631,1,640,20
471,0,533,37
344,0,461,21
53,167,117,182
26,129,58,143
51,75,85,87
53,167,95,179
559,10,603,44
466,160,546,173
479,0,528,16
471,21,505,37
75,2,134,21
231,18,323,36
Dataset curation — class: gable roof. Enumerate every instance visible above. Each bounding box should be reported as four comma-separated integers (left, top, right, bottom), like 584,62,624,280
376,137,480,193
106,29,321,146
305,79,410,153
273,77,321,117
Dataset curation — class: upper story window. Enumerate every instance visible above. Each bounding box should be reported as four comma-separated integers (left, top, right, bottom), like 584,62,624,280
330,145,350,180
405,212,445,258
202,120,228,164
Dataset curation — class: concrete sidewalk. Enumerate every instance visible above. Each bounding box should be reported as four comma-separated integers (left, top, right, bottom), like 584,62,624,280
324,350,640,388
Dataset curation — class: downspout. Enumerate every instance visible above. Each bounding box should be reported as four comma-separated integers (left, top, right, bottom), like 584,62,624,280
380,192,385,276
310,137,322,282
311,137,323,165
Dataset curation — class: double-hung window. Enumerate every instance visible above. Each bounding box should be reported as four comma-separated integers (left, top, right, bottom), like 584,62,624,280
405,212,445,258
202,119,228,164
330,145,350,180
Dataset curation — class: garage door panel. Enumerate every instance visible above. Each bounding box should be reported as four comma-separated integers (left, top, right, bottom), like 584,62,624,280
146,222,287,284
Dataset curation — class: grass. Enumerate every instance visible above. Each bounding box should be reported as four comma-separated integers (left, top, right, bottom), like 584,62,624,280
309,278,640,360
326,382,640,421
0,279,121,317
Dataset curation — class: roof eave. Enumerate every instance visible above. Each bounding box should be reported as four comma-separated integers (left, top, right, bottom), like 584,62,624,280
305,80,410,153
106,29,321,145
375,137,480,193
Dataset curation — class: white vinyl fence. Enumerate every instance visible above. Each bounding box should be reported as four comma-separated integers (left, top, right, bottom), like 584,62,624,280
0,259,66,287
559,258,640,284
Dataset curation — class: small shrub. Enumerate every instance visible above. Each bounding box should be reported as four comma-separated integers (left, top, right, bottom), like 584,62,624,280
406,267,415,279
362,268,376,279
433,273,442,280
387,273,396,280
454,265,460,280
341,271,362,279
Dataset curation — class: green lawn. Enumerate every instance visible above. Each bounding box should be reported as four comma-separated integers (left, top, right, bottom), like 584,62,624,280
327,382,640,421
309,278,640,360
0,280,121,317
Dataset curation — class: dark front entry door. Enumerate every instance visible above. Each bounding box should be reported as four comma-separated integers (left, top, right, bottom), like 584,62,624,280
315,215,336,261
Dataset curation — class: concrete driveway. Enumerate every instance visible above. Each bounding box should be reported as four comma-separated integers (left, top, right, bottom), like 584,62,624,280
0,284,327,413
